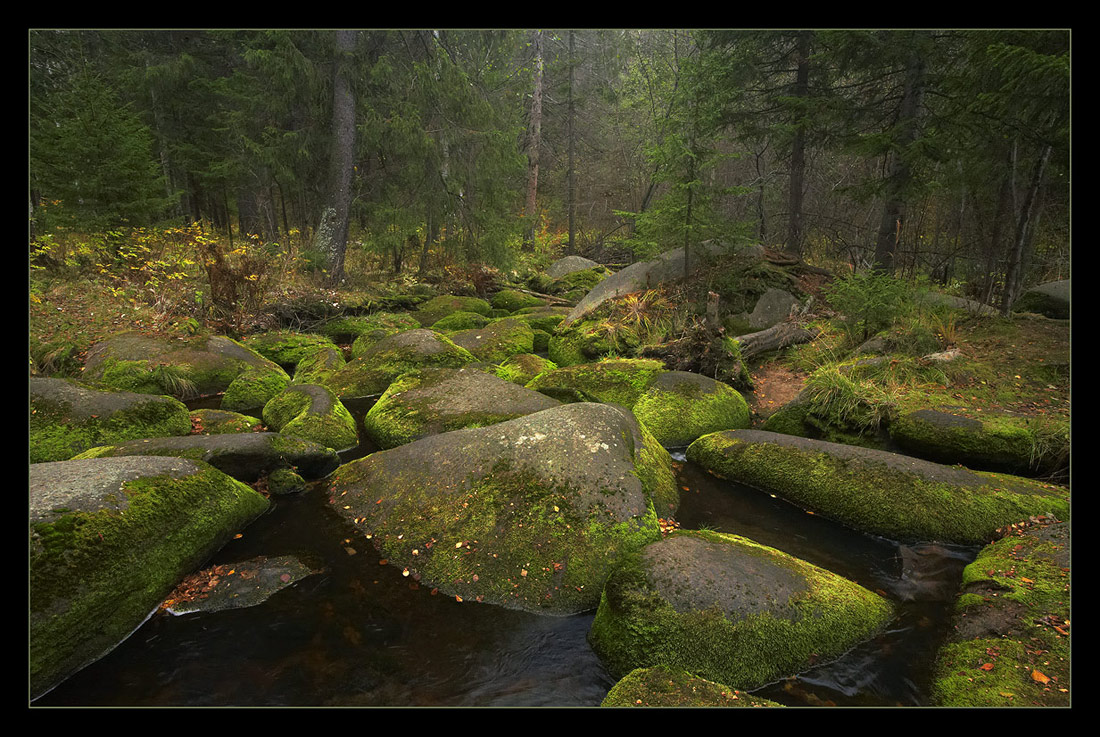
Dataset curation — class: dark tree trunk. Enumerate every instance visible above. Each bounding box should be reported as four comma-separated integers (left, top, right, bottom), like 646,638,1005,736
872,43,926,273
524,30,544,248
567,30,577,255
785,31,811,258
1001,145,1052,316
313,30,357,285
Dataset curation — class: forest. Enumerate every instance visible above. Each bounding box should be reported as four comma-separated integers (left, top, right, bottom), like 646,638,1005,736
29,29,1070,709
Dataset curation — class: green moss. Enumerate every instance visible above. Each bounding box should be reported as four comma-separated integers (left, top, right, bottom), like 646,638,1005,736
324,331,476,399
189,409,261,435
686,432,1070,544
493,354,558,386
431,310,492,332
633,378,750,447
448,318,535,363
601,666,782,707
263,386,358,451
333,460,661,613
29,463,269,698
414,295,492,327
267,467,307,495
243,331,338,369
292,345,347,385
30,392,192,464
221,368,291,413
588,530,895,690
490,288,545,312
525,358,665,409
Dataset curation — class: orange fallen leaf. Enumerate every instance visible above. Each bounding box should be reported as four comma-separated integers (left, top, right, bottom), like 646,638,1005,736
979,663,995,671
1031,670,1051,685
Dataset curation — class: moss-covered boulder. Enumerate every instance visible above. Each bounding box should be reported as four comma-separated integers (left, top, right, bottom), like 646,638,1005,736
414,295,493,327
525,358,665,407
547,318,638,367
930,521,1070,707
262,384,358,451
588,530,894,691
601,666,783,707
493,353,558,386
71,432,340,482
30,377,192,464
189,409,262,435
83,332,289,402
326,402,678,614
889,409,1069,478
363,367,561,449
1011,279,1070,319
490,288,546,313
243,331,339,371
220,367,291,413
510,305,571,333
686,430,1070,544
632,371,750,447
30,457,270,699
760,393,891,451
316,312,421,344
291,344,347,385
324,329,476,399
446,317,535,363
430,310,492,332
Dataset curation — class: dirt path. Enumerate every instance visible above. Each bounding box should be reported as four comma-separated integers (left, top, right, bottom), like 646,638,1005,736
744,362,806,427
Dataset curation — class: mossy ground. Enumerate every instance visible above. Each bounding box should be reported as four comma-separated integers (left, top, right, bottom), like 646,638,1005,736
930,522,1070,706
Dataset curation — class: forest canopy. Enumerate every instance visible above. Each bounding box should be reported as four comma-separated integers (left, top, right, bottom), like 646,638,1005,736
29,29,1069,308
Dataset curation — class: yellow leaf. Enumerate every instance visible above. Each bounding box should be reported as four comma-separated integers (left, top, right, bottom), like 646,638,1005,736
1031,670,1051,685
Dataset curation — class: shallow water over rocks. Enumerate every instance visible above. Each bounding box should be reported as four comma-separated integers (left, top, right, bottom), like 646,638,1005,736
34,410,979,707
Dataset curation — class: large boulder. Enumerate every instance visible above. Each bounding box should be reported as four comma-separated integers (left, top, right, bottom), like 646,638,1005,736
82,332,290,406
562,241,758,326
490,288,546,313
323,329,476,399
686,430,1070,544
291,344,347,385
492,353,558,386
545,255,601,279
747,288,800,330
262,384,359,451
588,530,894,690
414,295,493,327
242,331,340,371
446,317,535,363
325,403,678,614
889,409,1069,477
316,312,421,344
71,431,341,481
30,377,192,464
525,358,666,407
631,371,750,447
189,409,263,435
363,367,561,449
29,457,270,699
1011,279,1070,319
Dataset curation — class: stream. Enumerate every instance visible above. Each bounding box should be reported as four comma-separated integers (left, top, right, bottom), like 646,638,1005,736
34,396,979,707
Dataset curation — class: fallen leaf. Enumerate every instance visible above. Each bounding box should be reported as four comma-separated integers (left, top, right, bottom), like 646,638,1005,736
1031,670,1051,685
979,663,995,671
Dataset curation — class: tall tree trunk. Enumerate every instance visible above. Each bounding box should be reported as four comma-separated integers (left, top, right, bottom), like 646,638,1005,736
524,30,544,248
567,30,577,255
313,30,357,285
1001,145,1052,315
785,31,811,258
872,42,926,273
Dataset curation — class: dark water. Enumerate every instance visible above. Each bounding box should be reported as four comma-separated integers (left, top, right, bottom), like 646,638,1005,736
33,413,979,708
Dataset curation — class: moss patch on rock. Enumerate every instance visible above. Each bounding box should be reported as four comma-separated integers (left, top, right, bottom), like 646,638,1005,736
262,384,358,451
632,371,750,447
326,402,676,614
243,331,339,371
525,358,665,408
29,457,269,699
601,666,783,707
588,529,894,690
431,310,492,332
324,329,476,399
221,367,291,414
686,430,1070,544
493,353,558,386
930,521,1070,706
189,409,262,435
414,295,493,327
363,367,561,449
446,317,535,363
30,377,192,463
